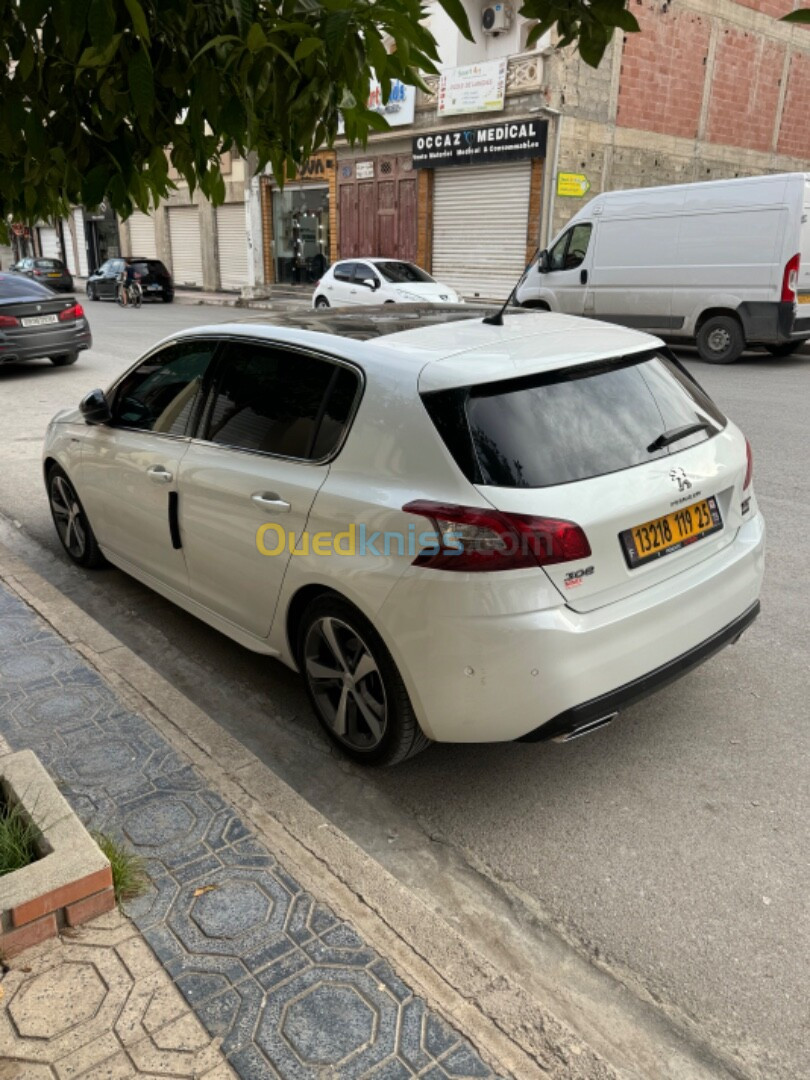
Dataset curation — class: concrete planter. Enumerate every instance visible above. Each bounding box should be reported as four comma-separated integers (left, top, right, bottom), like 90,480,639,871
0,749,113,958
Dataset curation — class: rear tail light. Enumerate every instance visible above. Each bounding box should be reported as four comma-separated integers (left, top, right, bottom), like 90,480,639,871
781,253,800,303
0,314,20,328
743,438,753,491
58,302,84,321
314,279,321,288
33,269,44,276
403,500,591,572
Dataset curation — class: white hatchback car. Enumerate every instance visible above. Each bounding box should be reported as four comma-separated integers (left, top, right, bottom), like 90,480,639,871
44,307,764,765
313,259,461,308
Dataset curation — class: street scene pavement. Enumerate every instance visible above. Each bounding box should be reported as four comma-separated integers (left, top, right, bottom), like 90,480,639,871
0,299,807,1080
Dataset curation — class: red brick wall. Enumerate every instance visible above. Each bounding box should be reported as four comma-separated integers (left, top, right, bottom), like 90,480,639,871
732,0,796,17
777,51,810,156
616,3,711,138
705,29,786,151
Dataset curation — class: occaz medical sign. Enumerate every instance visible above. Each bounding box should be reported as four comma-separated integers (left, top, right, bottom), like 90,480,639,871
412,119,548,167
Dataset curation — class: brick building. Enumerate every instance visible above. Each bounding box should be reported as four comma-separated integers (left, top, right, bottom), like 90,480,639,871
545,0,810,236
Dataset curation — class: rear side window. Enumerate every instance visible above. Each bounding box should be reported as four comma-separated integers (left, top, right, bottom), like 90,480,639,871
423,353,725,489
203,341,359,460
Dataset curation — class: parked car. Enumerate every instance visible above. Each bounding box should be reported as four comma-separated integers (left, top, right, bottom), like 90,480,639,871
10,257,74,292
86,257,173,302
0,272,91,367
43,307,763,764
516,171,810,363
313,259,461,308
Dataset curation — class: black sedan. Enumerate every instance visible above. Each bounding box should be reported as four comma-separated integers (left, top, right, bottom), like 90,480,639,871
86,257,174,302
0,273,92,367
10,257,74,292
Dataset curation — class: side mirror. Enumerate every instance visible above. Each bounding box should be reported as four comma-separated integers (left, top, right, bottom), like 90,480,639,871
80,389,112,426
538,250,550,273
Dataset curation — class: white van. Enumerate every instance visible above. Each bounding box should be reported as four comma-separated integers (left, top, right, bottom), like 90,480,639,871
516,172,810,363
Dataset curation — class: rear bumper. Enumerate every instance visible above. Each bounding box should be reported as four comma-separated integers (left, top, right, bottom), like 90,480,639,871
377,512,765,743
520,600,759,742
0,323,92,363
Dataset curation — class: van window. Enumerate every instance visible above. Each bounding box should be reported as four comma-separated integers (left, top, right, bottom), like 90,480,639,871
422,352,726,489
548,223,592,271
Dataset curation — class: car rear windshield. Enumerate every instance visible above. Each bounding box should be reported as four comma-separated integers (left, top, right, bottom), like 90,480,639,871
376,262,433,284
129,260,168,275
422,352,726,489
0,274,54,300
35,259,63,270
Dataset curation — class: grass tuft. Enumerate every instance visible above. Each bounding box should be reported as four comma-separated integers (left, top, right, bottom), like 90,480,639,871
92,832,149,904
0,799,40,876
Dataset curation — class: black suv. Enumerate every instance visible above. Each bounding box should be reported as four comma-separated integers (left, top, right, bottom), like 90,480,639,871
86,257,174,303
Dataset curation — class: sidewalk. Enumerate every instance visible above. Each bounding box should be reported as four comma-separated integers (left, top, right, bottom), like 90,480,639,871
0,578,511,1079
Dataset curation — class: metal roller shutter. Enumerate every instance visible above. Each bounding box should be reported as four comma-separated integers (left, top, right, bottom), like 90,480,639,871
62,220,77,275
432,162,532,301
216,203,248,291
128,212,158,259
38,227,60,259
73,208,89,277
168,206,203,287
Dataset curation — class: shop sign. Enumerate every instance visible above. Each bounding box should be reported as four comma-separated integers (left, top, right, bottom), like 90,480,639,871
356,161,375,179
338,77,415,132
412,119,547,168
437,59,507,116
557,172,591,197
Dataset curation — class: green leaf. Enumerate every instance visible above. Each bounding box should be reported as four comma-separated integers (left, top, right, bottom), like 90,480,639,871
246,22,267,52
191,34,241,63
81,163,108,207
17,40,36,81
294,38,323,61
88,0,116,47
128,46,154,117
435,0,474,41
124,0,151,43
781,9,810,22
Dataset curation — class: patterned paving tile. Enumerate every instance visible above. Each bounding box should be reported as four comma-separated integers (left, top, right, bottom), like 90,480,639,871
0,584,506,1080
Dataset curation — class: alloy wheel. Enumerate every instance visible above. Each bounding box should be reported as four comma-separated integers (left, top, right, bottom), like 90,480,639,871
303,617,387,751
49,474,87,559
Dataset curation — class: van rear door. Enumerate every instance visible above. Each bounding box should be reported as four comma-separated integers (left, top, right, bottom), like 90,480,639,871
798,176,810,306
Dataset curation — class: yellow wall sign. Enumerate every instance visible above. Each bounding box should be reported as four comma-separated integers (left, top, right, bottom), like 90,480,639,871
557,172,591,197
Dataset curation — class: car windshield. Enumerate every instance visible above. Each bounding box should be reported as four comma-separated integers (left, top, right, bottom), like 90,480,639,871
423,352,726,489
375,262,434,285
129,260,167,275
35,259,63,270
0,274,54,299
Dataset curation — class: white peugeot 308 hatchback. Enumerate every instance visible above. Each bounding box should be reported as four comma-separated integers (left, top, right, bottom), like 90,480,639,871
43,307,764,765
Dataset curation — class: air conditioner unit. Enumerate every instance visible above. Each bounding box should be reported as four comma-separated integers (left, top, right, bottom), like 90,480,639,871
482,2,512,35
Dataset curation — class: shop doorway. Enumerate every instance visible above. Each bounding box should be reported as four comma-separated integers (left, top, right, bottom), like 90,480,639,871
272,186,330,285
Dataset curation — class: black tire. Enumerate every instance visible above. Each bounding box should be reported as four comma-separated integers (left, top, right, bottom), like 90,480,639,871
87,282,99,301
314,296,329,309
51,353,79,367
696,315,745,364
298,595,430,766
162,292,174,303
46,465,107,569
764,341,802,357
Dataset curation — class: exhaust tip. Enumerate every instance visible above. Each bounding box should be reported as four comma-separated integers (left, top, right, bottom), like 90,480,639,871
554,712,618,743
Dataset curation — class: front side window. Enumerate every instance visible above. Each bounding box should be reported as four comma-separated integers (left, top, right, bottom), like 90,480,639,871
548,224,592,272
376,261,433,284
112,339,219,435
203,341,359,460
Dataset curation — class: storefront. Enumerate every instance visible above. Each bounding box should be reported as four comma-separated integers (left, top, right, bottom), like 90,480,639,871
413,118,547,301
82,203,121,274
262,151,336,285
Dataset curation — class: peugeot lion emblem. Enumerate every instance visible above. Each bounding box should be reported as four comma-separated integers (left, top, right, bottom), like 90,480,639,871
669,467,692,492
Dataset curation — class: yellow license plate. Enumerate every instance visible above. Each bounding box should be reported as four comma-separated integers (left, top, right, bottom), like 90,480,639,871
798,294,810,304
48,273,60,277
621,497,722,569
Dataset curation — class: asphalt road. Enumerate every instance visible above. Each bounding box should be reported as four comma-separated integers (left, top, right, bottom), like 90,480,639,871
0,298,807,1079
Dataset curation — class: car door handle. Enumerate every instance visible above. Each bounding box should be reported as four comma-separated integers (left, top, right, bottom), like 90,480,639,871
251,492,291,513
146,465,173,484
